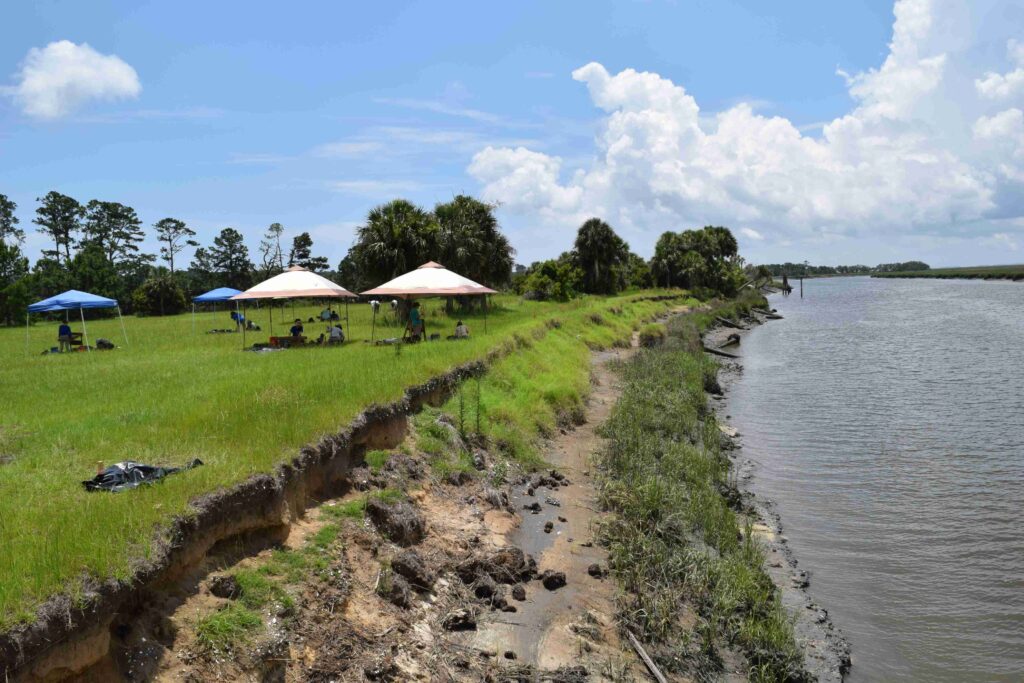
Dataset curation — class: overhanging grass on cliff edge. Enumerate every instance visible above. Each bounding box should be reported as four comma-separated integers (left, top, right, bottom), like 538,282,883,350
597,292,809,682
0,291,680,629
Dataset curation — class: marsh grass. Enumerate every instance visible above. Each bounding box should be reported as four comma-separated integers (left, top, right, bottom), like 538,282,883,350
872,264,1024,280
421,294,693,472
0,291,681,626
597,292,809,682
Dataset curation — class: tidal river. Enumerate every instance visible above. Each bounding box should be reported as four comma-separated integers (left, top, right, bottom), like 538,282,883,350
725,276,1024,682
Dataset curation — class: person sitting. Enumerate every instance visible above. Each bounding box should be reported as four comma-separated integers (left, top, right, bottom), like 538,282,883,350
320,307,333,322
330,310,340,321
58,322,73,352
454,320,470,339
290,319,304,337
327,323,345,344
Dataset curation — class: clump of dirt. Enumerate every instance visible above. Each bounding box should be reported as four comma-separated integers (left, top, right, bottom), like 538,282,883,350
455,546,537,585
390,548,435,591
365,497,427,546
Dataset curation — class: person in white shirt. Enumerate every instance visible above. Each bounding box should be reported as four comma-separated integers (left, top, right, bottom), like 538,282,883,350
328,323,344,343
454,320,469,339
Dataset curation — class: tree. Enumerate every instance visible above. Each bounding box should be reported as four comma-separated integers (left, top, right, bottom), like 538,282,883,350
288,231,329,272
434,195,514,288
69,242,119,299
0,194,24,244
187,246,217,294
154,218,198,274
516,255,583,301
207,228,253,289
82,200,146,267
132,268,187,316
573,218,629,295
0,240,30,325
257,222,285,279
651,231,686,288
34,191,83,265
346,199,438,286
623,252,653,290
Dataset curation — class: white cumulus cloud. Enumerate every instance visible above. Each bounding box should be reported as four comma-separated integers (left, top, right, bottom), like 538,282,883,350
469,0,1024,257
976,40,1024,100
7,40,141,119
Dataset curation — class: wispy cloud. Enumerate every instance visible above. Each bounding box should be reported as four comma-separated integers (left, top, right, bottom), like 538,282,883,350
312,126,543,159
227,152,295,165
77,106,225,124
311,141,383,158
327,179,424,195
374,96,527,127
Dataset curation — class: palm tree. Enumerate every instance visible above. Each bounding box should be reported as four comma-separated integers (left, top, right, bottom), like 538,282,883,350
573,218,629,294
434,195,514,288
351,200,438,286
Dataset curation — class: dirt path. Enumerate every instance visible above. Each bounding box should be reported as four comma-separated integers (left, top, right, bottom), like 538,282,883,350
469,336,646,678
113,325,679,683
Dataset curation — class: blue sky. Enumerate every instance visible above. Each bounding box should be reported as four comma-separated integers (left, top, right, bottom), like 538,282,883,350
2,0,1023,269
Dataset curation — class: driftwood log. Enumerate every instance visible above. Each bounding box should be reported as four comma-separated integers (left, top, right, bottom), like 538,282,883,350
703,345,739,359
714,316,747,330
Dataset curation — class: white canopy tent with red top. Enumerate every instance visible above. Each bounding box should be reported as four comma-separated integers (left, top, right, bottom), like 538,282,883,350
361,261,497,339
231,266,357,348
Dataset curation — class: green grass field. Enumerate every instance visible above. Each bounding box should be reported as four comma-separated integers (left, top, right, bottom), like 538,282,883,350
872,264,1024,280
0,292,679,627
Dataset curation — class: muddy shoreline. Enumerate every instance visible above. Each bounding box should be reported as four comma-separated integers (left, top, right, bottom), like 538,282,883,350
704,311,852,682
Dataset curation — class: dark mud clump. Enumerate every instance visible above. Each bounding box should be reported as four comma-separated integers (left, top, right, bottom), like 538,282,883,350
365,498,426,546
390,549,435,591
456,547,537,585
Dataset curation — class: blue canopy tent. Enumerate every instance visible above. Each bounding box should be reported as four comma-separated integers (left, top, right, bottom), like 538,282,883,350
26,289,128,353
191,287,242,334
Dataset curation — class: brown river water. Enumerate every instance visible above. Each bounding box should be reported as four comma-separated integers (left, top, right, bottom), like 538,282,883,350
725,276,1024,682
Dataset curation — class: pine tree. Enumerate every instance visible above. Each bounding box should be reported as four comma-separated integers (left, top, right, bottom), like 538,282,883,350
0,194,24,244
288,231,329,272
207,228,253,289
154,218,198,274
34,191,83,265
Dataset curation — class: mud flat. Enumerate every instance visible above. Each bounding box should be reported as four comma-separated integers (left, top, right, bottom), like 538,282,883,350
705,313,852,682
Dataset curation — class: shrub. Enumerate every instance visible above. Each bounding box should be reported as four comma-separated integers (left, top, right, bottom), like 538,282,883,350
638,323,665,347
132,271,187,316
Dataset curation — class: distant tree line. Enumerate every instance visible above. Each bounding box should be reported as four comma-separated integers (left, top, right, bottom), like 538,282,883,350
512,222,746,301
761,261,929,277
0,191,520,324
1,188,751,325
0,190,340,323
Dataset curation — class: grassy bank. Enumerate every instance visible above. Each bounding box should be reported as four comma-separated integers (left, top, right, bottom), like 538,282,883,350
418,297,698,474
0,291,679,628
596,293,808,682
872,264,1024,281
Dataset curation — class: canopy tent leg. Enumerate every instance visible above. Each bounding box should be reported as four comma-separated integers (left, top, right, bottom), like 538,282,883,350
371,306,377,343
269,303,274,338
25,314,29,356
484,295,488,334
117,305,129,346
80,308,91,352
345,300,350,342
242,301,247,350
192,303,196,335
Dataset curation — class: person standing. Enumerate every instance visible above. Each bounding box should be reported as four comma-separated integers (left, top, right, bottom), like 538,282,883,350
58,322,73,352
